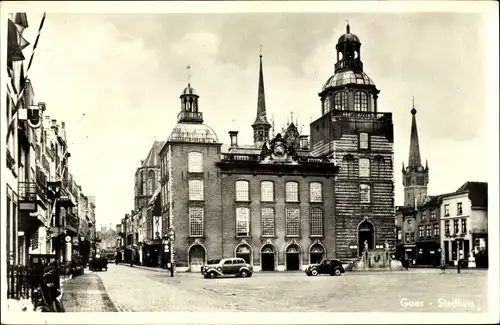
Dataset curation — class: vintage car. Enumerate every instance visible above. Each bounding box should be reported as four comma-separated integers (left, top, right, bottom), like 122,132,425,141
201,258,253,279
89,254,108,272
305,259,345,276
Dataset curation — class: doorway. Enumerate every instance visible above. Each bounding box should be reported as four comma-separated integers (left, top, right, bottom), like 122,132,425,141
261,245,275,271
236,245,251,264
310,244,324,264
286,245,300,271
358,221,374,256
189,245,205,272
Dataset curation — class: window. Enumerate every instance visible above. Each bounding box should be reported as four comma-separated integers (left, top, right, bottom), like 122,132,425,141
343,155,355,180
285,182,299,202
235,180,250,201
260,181,274,202
323,96,331,114
457,202,463,215
421,211,426,222
444,204,450,216
188,151,203,173
188,179,204,200
31,229,39,250
358,158,370,177
353,92,368,111
410,233,415,242
461,219,467,233
430,209,436,220
310,208,323,237
418,225,424,238
433,224,439,237
453,219,459,234
148,170,155,194
405,233,409,243
373,156,384,178
359,184,371,203
285,208,300,237
444,220,450,234
397,229,402,240
333,92,348,110
189,207,203,237
416,176,425,186
425,225,431,238
359,132,369,149
309,182,322,202
236,207,250,237
261,208,275,237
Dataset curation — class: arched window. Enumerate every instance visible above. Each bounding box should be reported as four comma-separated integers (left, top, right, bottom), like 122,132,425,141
285,181,299,202
188,151,203,173
148,170,155,194
235,180,250,201
343,155,355,180
309,182,323,202
260,181,274,202
354,91,369,111
323,96,332,114
333,92,348,110
141,170,147,195
358,158,370,178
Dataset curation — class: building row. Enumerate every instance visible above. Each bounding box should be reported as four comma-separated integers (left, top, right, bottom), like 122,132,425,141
118,24,397,272
5,13,97,293
395,102,488,268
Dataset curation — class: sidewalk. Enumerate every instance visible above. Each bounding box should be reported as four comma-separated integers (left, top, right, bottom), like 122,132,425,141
61,272,118,312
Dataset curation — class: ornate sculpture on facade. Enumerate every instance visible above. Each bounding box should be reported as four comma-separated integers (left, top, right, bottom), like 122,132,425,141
259,122,300,163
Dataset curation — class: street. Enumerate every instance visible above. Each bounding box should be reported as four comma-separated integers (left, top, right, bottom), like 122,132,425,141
63,264,487,312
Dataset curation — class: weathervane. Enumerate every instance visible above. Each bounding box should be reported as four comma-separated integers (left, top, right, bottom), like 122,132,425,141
260,44,262,58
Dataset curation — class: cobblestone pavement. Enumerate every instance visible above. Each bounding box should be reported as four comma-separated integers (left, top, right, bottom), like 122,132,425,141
61,272,118,312
97,264,488,312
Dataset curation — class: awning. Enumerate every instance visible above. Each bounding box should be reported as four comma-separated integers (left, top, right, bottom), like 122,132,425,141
147,187,161,206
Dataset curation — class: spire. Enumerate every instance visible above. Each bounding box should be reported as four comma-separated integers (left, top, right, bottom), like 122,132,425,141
252,49,271,147
408,97,422,168
253,49,270,127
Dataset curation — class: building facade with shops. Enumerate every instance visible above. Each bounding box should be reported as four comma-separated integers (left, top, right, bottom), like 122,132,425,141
155,24,395,272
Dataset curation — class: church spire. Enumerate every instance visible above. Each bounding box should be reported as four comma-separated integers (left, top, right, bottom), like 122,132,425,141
252,48,271,147
408,97,422,168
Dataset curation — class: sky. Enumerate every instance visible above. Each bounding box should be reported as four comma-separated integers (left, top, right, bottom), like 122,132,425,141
14,6,496,227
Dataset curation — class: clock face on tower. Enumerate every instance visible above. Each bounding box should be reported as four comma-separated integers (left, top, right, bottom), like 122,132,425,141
418,166,423,171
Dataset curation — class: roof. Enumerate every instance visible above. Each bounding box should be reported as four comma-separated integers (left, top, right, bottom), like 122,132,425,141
456,181,488,208
322,71,375,91
168,123,219,144
180,84,198,97
419,195,443,209
141,141,165,167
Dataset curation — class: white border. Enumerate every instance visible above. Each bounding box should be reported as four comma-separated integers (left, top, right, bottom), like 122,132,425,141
1,1,498,324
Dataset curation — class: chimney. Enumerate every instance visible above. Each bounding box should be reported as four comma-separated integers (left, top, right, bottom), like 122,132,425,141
299,135,309,150
61,121,65,129
229,131,239,148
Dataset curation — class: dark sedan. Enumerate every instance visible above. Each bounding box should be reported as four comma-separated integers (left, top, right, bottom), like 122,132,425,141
305,259,345,276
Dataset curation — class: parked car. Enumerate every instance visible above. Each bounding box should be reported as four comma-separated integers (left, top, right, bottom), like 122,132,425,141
89,254,108,271
202,258,253,279
305,259,345,276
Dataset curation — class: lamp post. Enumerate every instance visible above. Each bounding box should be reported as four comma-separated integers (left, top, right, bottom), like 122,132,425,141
168,228,175,277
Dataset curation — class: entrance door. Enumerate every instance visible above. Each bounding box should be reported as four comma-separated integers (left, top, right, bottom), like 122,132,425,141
358,221,374,256
286,245,300,271
310,244,324,264
236,245,251,264
261,245,275,271
189,245,205,272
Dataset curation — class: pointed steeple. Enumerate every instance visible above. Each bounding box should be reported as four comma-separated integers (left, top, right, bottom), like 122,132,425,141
408,97,422,168
252,48,271,147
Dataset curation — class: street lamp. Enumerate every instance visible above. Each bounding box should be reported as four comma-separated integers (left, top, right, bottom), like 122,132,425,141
168,228,175,277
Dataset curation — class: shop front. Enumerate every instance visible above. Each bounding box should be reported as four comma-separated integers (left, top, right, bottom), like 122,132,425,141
403,245,416,264
415,241,440,266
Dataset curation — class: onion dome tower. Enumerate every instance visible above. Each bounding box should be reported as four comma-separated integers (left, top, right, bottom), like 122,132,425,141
318,23,380,115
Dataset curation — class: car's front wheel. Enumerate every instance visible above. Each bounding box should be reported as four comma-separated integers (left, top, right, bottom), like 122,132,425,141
240,270,248,278
334,267,342,276
311,269,319,276
209,271,217,279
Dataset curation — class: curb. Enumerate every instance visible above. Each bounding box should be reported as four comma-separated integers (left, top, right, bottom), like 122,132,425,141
94,269,123,312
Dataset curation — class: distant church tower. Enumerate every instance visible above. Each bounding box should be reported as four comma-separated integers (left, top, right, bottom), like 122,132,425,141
402,99,429,208
252,52,271,147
